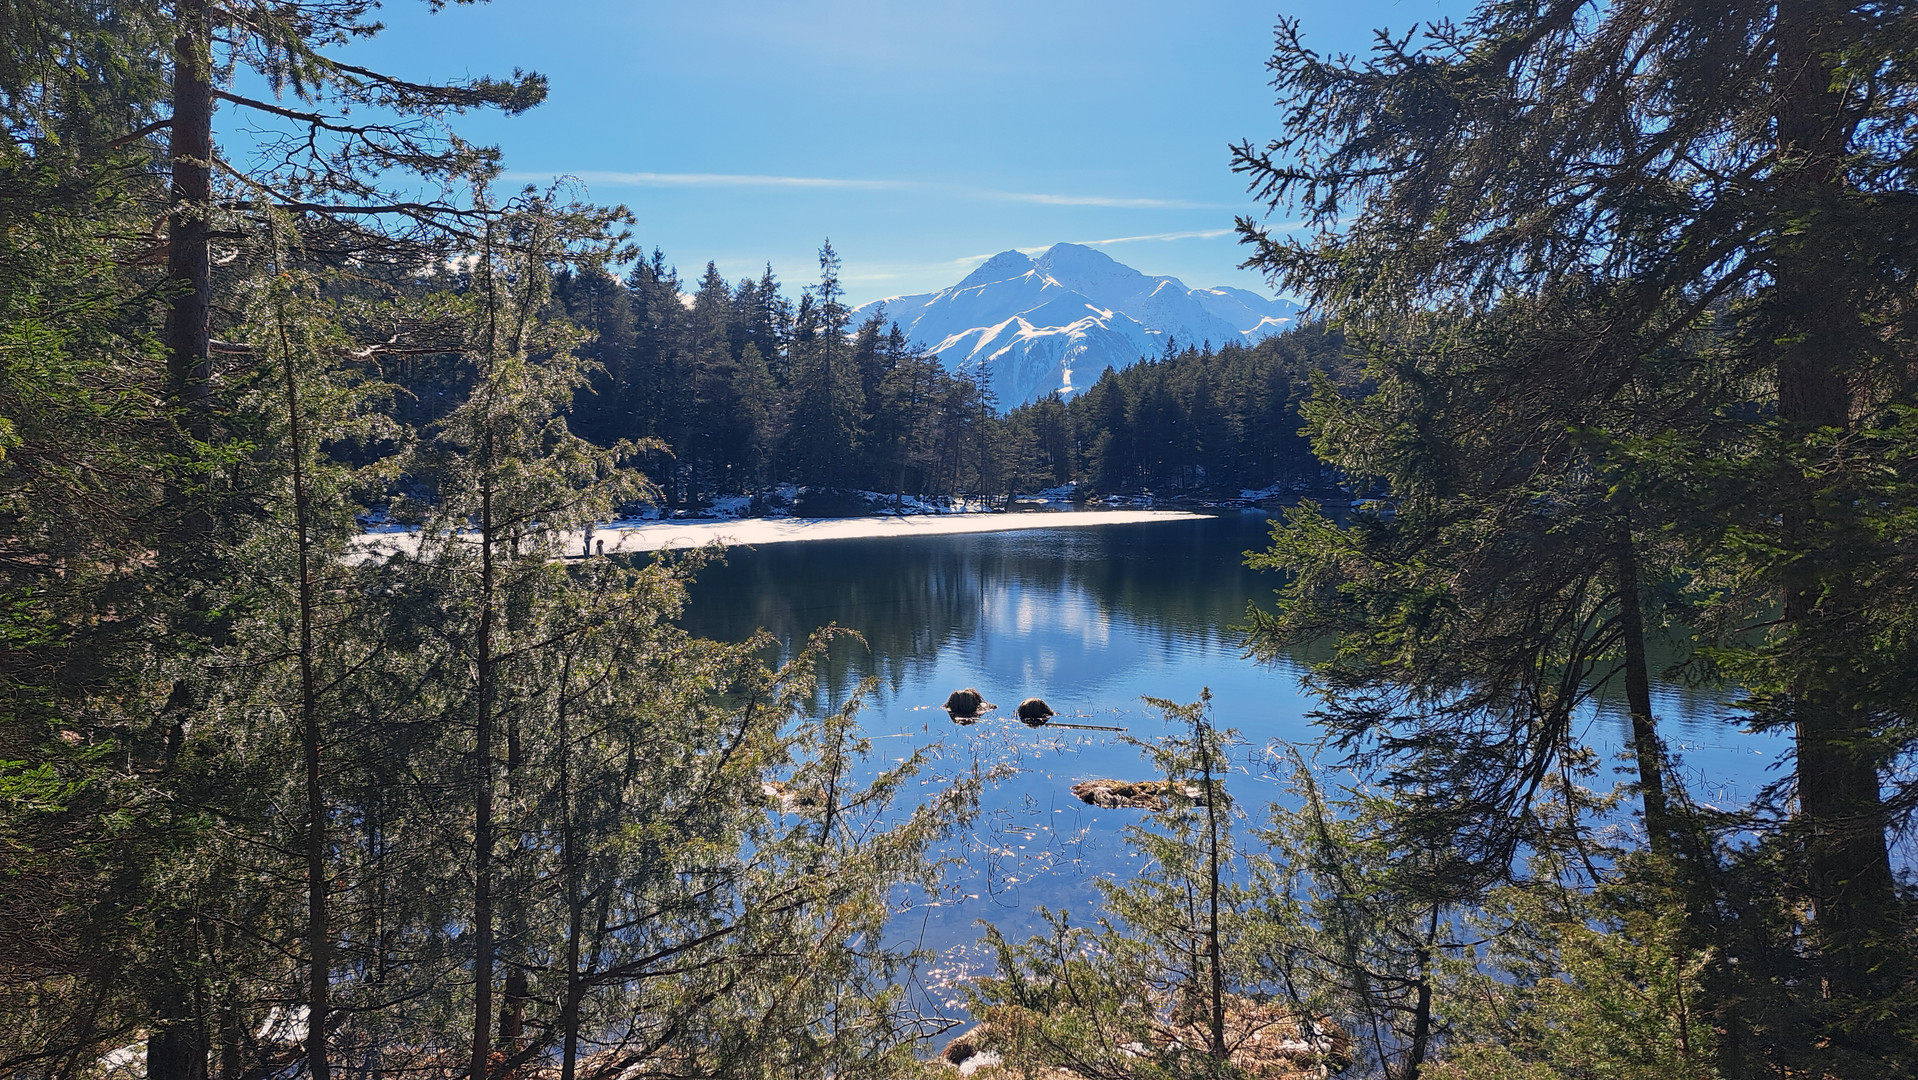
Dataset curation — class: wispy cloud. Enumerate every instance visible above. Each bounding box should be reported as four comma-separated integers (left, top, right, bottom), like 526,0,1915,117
994,192,1218,209
1069,228,1239,246
550,170,908,191
946,228,1242,265
504,169,1226,210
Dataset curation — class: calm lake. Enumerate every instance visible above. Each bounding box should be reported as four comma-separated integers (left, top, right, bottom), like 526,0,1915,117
677,510,1782,1005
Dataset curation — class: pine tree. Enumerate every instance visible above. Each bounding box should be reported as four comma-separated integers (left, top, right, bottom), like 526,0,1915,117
555,266,639,446
966,695,1347,1080
1233,0,1918,1066
624,252,687,502
0,78,184,1079
784,242,863,491
1245,296,1694,891
386,200,635,1080
733,341,783,491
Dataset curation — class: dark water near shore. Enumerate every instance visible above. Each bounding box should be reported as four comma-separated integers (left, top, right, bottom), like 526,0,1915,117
678,510,1783,1009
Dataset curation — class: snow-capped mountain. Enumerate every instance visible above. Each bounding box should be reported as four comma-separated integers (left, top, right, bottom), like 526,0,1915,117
852,243,1301,406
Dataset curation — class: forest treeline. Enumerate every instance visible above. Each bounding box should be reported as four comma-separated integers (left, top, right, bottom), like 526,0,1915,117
401,248,1346,509
1009,324,1349,498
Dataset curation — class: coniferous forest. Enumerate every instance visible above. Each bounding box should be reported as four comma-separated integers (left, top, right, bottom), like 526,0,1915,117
4,1,1918,1079
511,251,1348,507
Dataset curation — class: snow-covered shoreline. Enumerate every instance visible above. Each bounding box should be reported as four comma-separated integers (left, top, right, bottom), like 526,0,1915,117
352,508,1209,560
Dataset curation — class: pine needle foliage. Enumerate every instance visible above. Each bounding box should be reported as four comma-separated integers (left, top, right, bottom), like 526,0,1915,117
1234,0,1918,1071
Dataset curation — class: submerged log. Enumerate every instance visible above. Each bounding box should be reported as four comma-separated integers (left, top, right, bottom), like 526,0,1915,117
938,998,1348,1078
1069,778,1208,811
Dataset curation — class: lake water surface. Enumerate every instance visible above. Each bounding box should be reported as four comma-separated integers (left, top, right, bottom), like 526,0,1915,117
677,510,1783,1004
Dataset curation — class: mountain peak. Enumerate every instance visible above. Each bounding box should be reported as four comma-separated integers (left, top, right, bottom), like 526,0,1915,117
958,249,1035,289
1033,242,1130,275
853,247,1300,406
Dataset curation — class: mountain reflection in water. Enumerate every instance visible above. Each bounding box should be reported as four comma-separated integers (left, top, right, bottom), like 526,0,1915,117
680,513,1287,709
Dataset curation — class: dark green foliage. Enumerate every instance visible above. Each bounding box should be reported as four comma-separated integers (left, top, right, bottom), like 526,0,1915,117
1234,0,1918,1072
1014,325,1350,499
538,241,1009,505
0,8,977,1080
1243,294,1703,895
1256,761,1719,1080
0,18,209,1064
965,725,1724,1080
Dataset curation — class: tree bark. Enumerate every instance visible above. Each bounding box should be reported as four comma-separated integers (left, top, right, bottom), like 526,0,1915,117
1772,0,1898,996
1199,718,1226,1065
165,0,212,435
277,299,331,1080
1403,906,1438,1080
471,473,497,1080
499,682,527,1059
148,8,215,1077
148,983,208,1080
558,652,584,1080
1613,523,1671,855
470,218,503,1080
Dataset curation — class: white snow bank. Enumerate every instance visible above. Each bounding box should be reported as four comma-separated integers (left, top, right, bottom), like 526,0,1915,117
351,510,1205,561
592,509,1203,552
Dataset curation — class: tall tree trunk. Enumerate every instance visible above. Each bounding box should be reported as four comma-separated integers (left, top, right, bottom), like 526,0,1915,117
149,8,215,1077
470,217,504,1080
557,650,585,1080
471,475,497,1080
149,982,208,1080
1616,520,1742,1073
1403,905,1438,1080
165,0,212,436
1772,0,1898,996
499,683,527,1059
1612,523,1671,855
278,303,331,1080
1199,718,1226,1065
558,826,584,1077
215,982,242,1080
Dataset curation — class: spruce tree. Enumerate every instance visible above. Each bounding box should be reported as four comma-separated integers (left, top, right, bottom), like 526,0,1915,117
1234,0,1918,1067
785,242,862,491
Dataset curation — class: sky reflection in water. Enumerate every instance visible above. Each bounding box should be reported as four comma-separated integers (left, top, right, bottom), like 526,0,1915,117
677,511,1785,1009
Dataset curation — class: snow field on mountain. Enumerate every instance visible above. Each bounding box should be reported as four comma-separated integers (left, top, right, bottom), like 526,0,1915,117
853,243,1301,406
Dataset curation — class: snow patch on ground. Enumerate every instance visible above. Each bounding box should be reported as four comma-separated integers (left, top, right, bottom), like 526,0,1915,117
586,510,1205,554
351,509,1207,561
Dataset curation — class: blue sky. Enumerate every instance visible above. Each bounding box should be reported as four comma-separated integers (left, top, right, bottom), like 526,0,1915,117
334,0,1465,306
